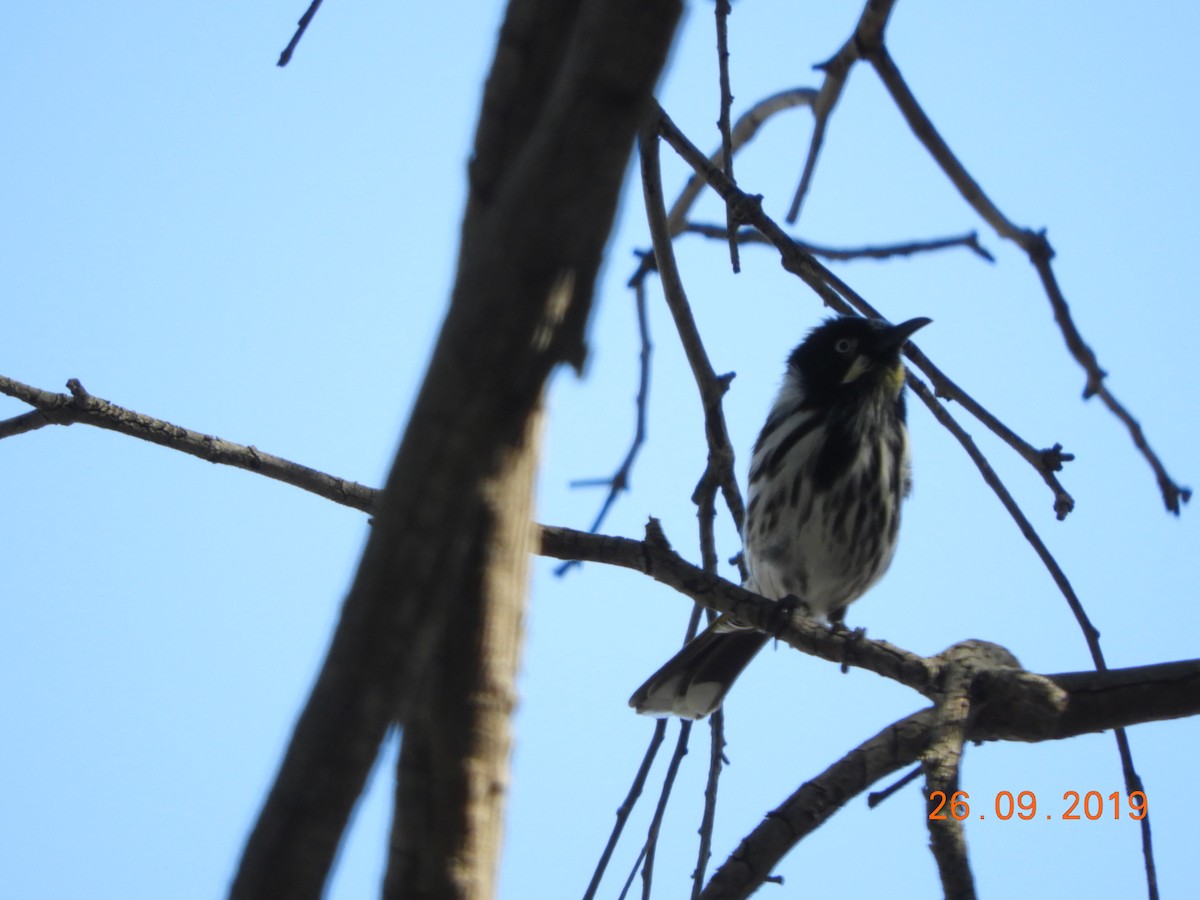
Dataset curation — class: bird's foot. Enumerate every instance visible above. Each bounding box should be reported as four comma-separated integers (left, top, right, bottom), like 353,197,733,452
836,624,868,674
767,594,811,637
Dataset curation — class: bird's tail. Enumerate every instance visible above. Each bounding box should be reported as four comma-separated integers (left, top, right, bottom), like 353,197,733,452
628,626,769,719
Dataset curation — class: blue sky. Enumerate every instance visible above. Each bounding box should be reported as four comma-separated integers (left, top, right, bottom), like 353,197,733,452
4,2,1199,898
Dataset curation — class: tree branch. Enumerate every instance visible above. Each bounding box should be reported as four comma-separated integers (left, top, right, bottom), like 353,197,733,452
700,709,936,900
863,39,1188,516
784,0,900,222
682,222,995,263
277,0,325,67
695,642,1197,900
540,523,1200,735
0,375,377,513
231,1,682,895
654,104,1079,518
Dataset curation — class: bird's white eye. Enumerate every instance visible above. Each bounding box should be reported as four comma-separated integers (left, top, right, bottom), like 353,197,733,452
835,338,855,354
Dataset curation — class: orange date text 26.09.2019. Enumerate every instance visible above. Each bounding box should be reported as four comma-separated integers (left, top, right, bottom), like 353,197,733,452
928,790,1148,822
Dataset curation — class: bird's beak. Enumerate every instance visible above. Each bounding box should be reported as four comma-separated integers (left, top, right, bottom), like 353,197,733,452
879,316,932,355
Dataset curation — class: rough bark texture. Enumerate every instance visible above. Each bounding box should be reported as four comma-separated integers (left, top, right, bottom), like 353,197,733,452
230,1,681,897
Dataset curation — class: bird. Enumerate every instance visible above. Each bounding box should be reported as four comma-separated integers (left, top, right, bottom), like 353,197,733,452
629,315,931,718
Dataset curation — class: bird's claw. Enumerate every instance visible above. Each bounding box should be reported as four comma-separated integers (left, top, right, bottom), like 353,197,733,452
767,594,811,637
837,625,867,673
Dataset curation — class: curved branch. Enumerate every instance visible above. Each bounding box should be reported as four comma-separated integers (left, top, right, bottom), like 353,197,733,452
699,709,936,900
784,0,900,222
694,644,1199,900
864,39,1188,516
667,88,818,235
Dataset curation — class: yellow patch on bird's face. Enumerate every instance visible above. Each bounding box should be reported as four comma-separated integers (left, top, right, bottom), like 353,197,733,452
841,356,870,384
842,356,906,396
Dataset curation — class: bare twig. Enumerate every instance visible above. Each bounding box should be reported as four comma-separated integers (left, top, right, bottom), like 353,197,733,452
655,104,1077,517
863,39,1188,516
692,709,726,900
644,124,746,896
699,709,936,900
905,372,1158,897
906,375,1099,656
866,764,922,808
683,222,995,263
641,120,746,533
277,0,325,67
583,718,668,900
1095,384,1190,515
559,88,818,543
638,721,693,900
554,271,655,575
668,89,817,235
714,0,739,272
0,375,378,513
784,0,900,222
1113,728,1159,900
901,339,1076,519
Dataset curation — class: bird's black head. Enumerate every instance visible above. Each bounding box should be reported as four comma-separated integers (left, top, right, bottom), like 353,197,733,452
787,316,931,407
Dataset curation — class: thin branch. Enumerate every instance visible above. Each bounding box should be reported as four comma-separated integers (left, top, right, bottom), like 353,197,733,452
784,0,900,222
866,765,922,808
713,0,739,272
654,104,1077,518
668,89,817,235
902,343,1075,518
277,0,325,67
644,127,746,896
617,846,647,900
690,492,726,898
691,709,726,900
0,375,378,513
1112,728,1159,900
638,721,693,900
906,371,1159,896
864,39,1188,516
558,87,818,546
583,718,668,900
699,709,937,900
1096,383,1191,514
683,222,995,263
906,374,1101,659
641,120,746,534
555,271,655,575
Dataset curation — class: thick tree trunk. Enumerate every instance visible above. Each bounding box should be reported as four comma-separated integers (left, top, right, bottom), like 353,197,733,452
231,1,681,897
